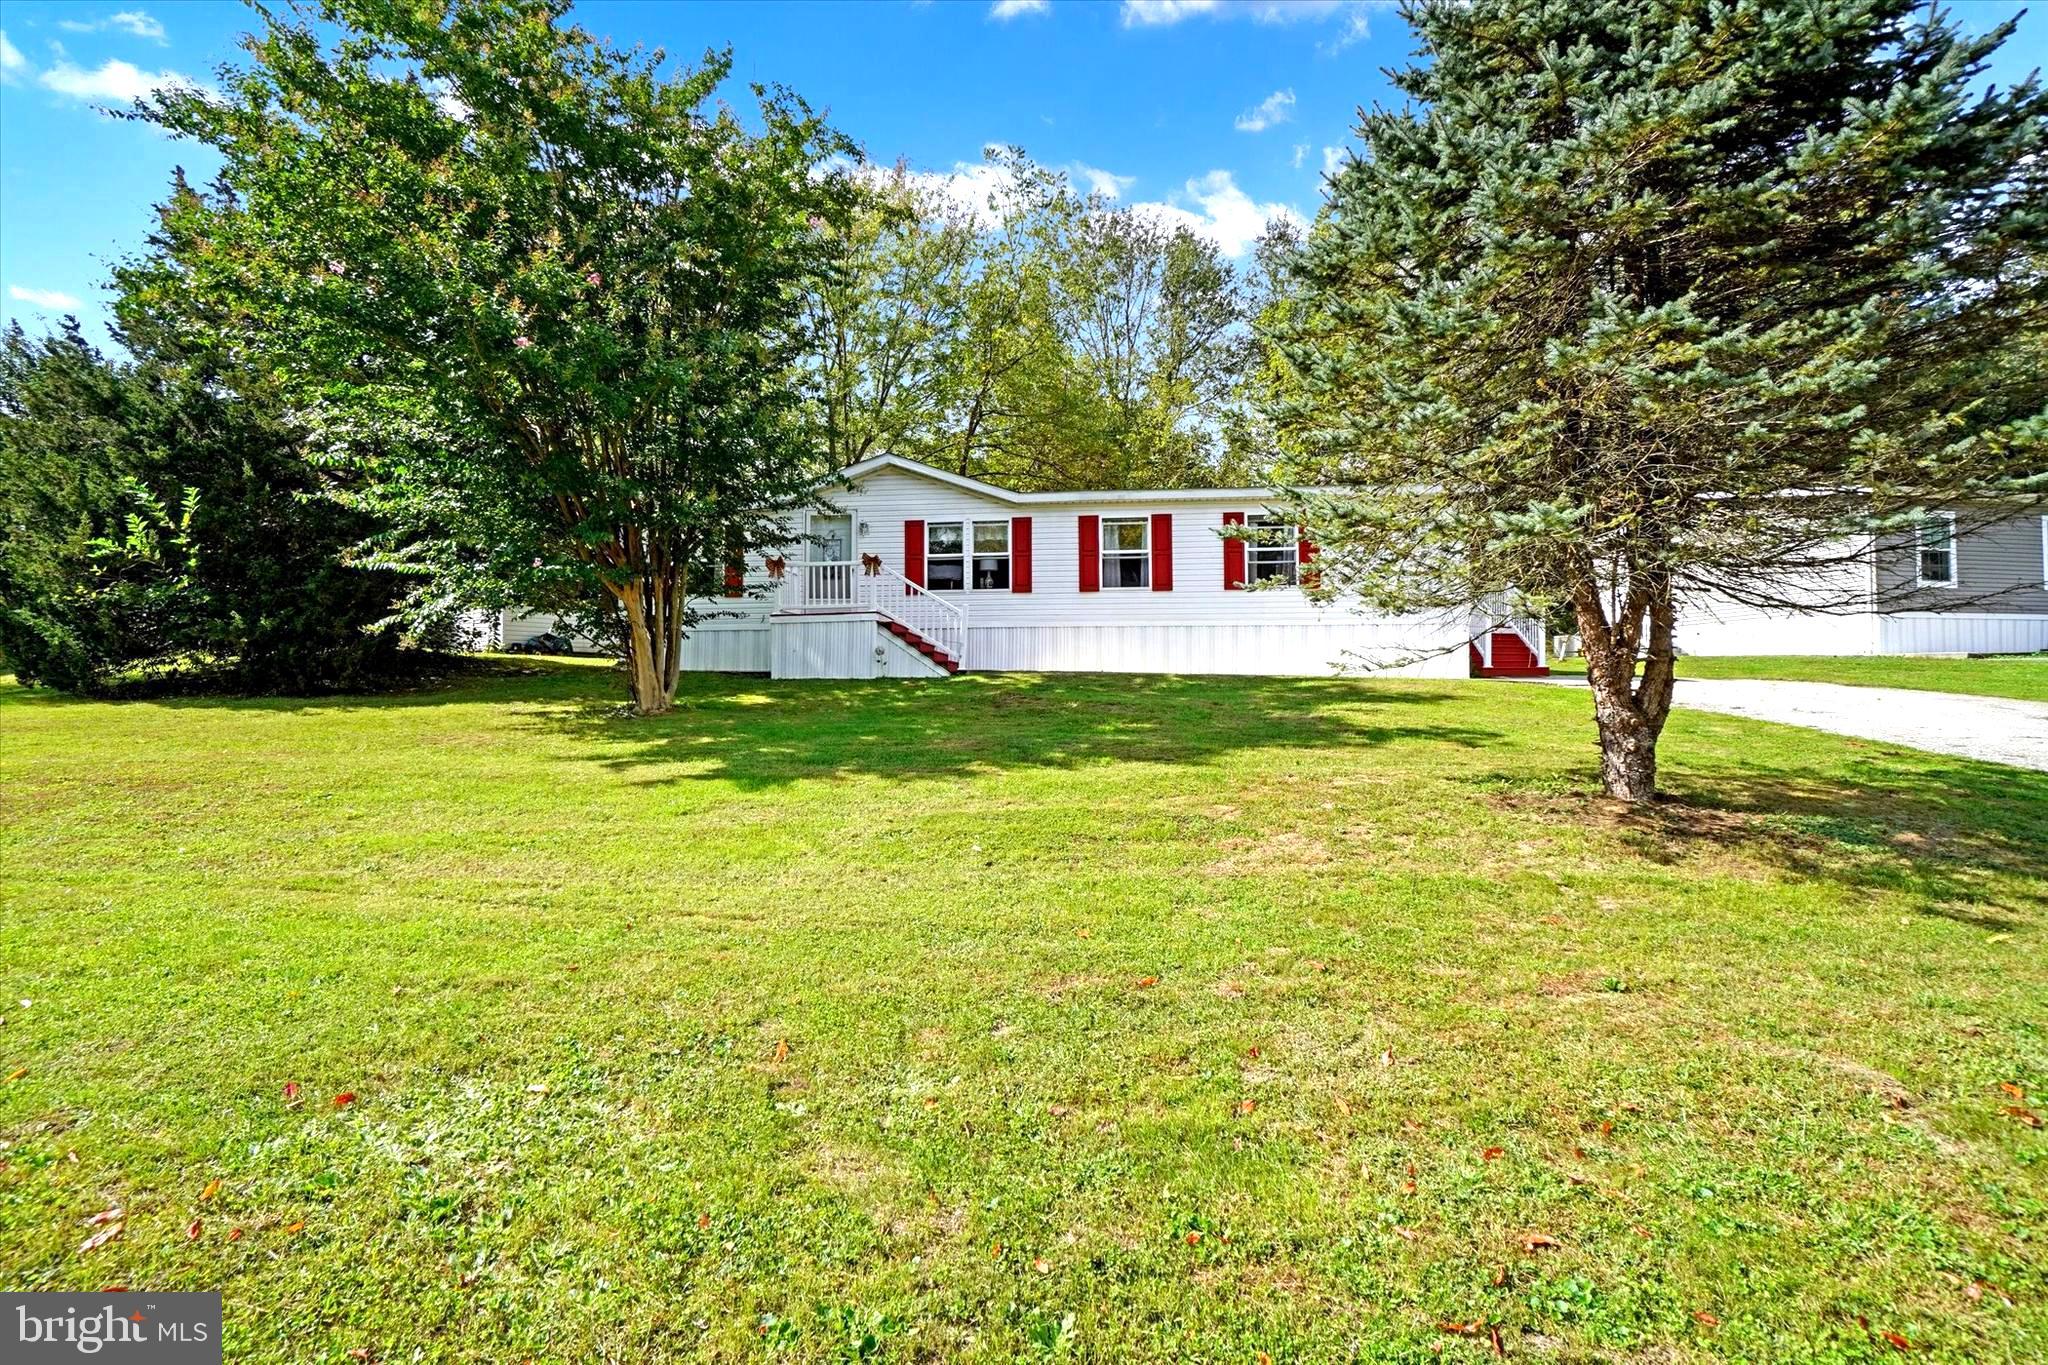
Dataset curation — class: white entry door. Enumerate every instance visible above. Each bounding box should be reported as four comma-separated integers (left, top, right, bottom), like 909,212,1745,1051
807,513,855,606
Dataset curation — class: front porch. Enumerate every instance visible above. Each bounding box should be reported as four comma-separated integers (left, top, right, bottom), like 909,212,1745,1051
767,559,965,679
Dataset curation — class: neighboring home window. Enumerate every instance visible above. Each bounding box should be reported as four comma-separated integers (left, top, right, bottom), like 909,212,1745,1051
972,521,1011,590
1249,516,1298,585
1917,512,1957,587
1101,516,1150,588
927,522,966,591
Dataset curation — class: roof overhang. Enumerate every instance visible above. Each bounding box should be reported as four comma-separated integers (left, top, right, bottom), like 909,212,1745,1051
830,453,1282,506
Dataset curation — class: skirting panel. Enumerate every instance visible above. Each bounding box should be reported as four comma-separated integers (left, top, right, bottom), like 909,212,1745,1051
961,621,1468,678
1878,613,2048,655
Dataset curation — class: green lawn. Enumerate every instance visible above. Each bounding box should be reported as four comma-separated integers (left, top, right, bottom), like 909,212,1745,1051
2,660,2044,1363
1550,652,2048,702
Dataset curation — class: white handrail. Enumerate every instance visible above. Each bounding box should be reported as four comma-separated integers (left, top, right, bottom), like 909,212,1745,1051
779,559,858,610
858,568,966,666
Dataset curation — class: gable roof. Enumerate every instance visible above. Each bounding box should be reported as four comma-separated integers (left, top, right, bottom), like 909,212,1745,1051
833,453,1278,506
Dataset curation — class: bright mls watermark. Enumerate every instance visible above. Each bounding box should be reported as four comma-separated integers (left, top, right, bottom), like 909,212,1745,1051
4,1294,220,1363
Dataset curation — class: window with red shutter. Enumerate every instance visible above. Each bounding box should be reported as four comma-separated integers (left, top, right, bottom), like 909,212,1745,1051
1222,511,1246,589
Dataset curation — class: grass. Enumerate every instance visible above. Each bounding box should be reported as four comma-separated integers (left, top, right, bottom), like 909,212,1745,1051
2,659,2044,1363
1549,652,2048,702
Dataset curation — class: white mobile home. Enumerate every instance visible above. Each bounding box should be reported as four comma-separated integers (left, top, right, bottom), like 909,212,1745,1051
500,455,1542,680
1675,510,2048,657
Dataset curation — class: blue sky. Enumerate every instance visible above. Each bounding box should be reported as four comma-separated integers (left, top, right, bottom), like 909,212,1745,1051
1,0,2042,349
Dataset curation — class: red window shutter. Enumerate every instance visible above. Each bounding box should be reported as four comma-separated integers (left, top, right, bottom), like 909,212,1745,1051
1012,516,1033,593
1151,512,1173,592
1078,515,1100,593
1222,511,1246,589
1298,529,1320,589
904,519,925,590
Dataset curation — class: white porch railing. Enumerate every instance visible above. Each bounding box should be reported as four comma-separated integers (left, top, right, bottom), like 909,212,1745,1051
781,559,859,610
858,569,966,664
775,560,968,666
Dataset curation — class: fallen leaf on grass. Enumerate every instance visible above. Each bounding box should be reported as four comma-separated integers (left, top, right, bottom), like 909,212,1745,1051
186,1219,203,1241
1999,1082,2026,1100
1135,976,1159,989
79,1224,122,1254
283,1221,306,1236
1482,1146,1504,1162
282,1082,300,1106
4,1067,25,1083
1047,1104,1070,1117
1521,1233,1558,1251
1694,1310,1719,1326
87,1208,123,1226
1378,1047,1394,1068
1246,1045,1261,1060
1334,1097,1353,1116
1032,1257,1050,1274
1237,1100,1257,1116
772,1039,790,1064
348,1350,373,1362
1184,1231,1202,1246
1438,1321,1483,1337
1882,1330,1912,1351
526,1083,549,1095
227,1228,243,1242
1394,1226,1417,1241
200,1178,221,1202
2003,1106,2042,1128
1075,928,1091,939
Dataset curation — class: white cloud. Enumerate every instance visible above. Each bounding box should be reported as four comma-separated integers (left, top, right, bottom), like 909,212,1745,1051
1132,170,1305,258
1322,145,1347,175
38,57,206,105
1290,143,1308,169
1234,88,1295,133
9,285,83,311
1319,5,1371,55
1073,162,1136,200
1123,0,1375,36
1120,0,1220,25
0,30,25,81
57,10,168,43
989,0,1051,17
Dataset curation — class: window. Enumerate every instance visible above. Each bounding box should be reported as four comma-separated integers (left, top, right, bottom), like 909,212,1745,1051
972,521,1010,590
926,521,965,591
1101,516,1150,588
1248,516,1298,585
1917,512,1956,587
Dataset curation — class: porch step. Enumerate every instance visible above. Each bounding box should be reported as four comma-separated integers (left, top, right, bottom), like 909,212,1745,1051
1470,630,1549,678
882,619,959,674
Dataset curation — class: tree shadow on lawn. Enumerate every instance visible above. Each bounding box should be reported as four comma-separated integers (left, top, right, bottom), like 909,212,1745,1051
518,669,1508,791
1472,749,2048,931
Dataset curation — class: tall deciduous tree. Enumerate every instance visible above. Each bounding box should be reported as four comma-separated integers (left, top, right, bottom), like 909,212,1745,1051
1272,0,2048,800
144,0,860,715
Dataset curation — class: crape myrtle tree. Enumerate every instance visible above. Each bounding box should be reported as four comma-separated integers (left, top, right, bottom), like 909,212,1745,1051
144,0,863,715
1270,0,2048,801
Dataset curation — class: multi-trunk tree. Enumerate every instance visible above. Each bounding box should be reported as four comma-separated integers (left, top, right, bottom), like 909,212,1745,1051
1271,0,2048,800
144,0,860,715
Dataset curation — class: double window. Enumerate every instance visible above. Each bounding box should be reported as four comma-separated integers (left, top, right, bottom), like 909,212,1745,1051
1248,516,1298,585
926,520,1010,591
1917,512,1957,587
1101,516,1150,589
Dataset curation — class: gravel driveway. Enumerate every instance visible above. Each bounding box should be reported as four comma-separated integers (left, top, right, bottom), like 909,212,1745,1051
1538,676,2048,772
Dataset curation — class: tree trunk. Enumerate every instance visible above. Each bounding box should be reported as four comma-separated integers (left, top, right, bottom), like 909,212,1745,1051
617,577,675,717
1572,575,1677,804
